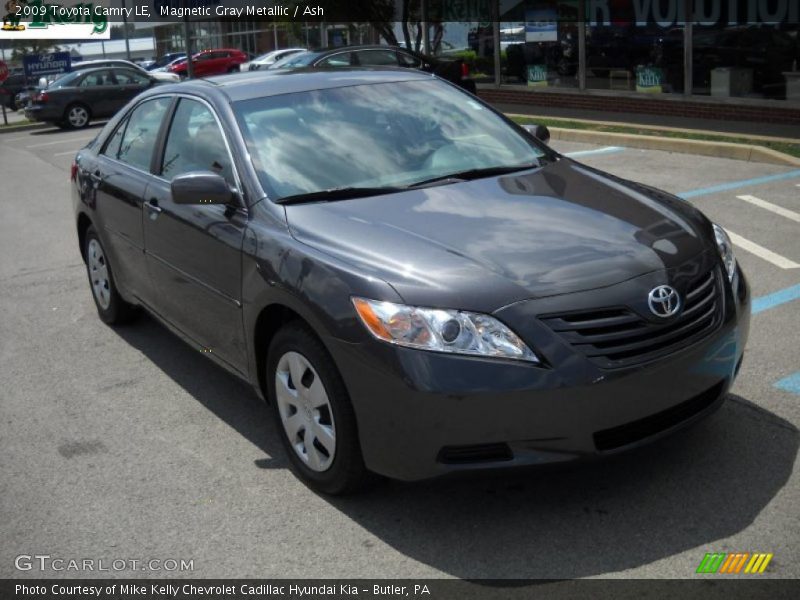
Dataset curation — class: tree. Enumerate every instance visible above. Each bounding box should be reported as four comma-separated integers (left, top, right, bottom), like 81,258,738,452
11,40,58,61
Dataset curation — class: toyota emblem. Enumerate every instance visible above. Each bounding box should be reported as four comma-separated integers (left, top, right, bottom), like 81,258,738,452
648,285,681,318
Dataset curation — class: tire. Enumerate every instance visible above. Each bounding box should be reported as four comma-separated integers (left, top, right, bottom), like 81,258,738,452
64,103,90,129
83,226,137,325
266,322,369,495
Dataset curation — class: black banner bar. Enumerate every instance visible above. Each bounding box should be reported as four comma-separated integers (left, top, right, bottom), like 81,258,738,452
3,579,800,600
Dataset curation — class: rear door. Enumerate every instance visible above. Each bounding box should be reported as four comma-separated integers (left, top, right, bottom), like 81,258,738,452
142,96,248,370
91,96,173,302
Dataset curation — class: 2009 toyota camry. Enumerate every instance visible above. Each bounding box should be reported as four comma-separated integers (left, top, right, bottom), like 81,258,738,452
72,68,749,494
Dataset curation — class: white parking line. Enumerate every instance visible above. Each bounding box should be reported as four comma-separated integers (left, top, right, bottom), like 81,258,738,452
565,146,624,158
3,134,41,143
25,137,93,149
727,231,800,269
736,195,800,224
53,149,79,157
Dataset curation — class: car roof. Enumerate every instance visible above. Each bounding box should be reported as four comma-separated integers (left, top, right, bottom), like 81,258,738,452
149,67,434,102
72,60,137,70
313,45,414,54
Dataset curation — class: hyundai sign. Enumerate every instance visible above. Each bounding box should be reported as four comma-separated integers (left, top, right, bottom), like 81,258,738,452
23,52,71,78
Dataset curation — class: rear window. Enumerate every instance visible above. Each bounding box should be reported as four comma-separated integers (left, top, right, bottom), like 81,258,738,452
270,52,321,69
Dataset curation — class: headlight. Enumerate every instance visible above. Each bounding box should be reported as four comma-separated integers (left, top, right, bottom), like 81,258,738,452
352,297,540,363
713,223,736,281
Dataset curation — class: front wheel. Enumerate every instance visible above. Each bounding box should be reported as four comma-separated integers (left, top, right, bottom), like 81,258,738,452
266,323,369,494
84,226,137,324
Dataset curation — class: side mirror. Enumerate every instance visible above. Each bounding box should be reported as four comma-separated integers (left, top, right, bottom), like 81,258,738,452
171,171,232,205
523,123,550,144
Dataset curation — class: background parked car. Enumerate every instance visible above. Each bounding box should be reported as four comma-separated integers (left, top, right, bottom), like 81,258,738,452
37,59,179,89
151,56,187,73
269,45,477,93
147,52,186,71
168,49,249,78
25,67,162,129
245,48,306,71
14,85,39,110
0,72,28,109
70,59,180,83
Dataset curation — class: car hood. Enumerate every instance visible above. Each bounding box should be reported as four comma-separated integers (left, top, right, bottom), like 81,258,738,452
285,158,712,312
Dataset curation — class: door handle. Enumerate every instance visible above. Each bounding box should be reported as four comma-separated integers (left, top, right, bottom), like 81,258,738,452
145,198,162,219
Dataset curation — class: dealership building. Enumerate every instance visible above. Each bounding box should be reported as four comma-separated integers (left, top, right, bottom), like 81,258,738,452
150,0,799,125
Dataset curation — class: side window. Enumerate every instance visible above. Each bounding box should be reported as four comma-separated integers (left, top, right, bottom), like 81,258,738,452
115,70,149,86
318,52,354,67
114,97,171,171
79,70,114,87
397,51,423,68
356,50,400,67
161,99,234,185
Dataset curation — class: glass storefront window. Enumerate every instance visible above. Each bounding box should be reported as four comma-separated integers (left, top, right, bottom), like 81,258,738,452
151,2,799,104
586,21,683,94
499,1,580,89
691,23,800,100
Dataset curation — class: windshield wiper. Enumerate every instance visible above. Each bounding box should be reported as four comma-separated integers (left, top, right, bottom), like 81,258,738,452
276,186,406,205
407,163,541,189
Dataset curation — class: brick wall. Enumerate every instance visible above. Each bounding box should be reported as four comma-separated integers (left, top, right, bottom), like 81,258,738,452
478,88,800,126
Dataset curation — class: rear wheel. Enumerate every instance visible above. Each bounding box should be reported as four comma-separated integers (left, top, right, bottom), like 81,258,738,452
64,103,90,129
84,226,137,324
266,323,369,494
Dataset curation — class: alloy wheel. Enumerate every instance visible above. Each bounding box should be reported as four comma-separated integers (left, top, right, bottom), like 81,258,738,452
68,106,88,128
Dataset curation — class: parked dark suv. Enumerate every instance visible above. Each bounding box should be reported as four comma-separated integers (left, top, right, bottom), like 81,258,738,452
72,69,749,494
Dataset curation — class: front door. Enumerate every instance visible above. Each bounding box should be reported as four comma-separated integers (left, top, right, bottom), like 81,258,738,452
142,97,248,371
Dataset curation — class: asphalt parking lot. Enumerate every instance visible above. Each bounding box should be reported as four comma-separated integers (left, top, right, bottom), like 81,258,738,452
1,124,798,580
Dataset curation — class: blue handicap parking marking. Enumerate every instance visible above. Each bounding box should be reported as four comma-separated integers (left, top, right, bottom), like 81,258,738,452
678,169,800,200
751,283,800,315
775,372,800,395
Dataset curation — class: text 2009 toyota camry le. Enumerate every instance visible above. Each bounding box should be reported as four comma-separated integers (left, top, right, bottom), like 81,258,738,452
72,68,749,494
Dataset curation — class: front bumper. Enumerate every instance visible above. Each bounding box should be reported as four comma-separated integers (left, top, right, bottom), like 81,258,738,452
328,259,750,481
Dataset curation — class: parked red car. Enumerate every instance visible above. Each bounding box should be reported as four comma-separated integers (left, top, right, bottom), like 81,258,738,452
168,49,248,78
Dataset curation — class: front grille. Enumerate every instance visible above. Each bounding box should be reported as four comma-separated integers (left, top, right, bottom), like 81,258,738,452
593,380,725,451
437,443,513,464
540,268,722,369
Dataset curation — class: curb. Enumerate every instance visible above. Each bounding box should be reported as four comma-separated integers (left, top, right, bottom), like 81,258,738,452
545,127,800,168
0,122,49,134
505,112,800,145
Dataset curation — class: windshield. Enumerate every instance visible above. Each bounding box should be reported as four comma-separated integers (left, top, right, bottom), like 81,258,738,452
234,79,551,201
